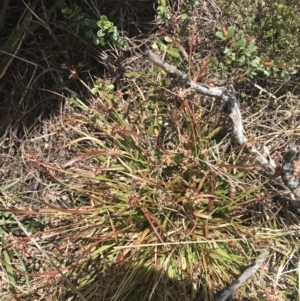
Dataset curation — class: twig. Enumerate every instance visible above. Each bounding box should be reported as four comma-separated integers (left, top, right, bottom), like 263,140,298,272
281,146,300,211
143,49,227,100
216,250,269,301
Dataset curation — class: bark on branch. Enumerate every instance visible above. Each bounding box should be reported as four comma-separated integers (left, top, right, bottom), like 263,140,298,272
216,250,269,301
281,146,300,210
143,49,227,99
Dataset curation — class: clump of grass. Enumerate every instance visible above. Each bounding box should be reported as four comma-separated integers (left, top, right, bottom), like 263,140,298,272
1,1,300,300
2,67,298,300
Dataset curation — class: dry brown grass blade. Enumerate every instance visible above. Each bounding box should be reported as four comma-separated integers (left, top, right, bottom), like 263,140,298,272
140,206,166,243
63,150,124,168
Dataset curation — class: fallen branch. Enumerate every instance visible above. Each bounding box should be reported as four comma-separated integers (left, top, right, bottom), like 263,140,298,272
144,50,300,205
216,249,269,301
282,146,300,197
143,49,226,99
223,84,246,144
143,49,275,172
281,146,300,211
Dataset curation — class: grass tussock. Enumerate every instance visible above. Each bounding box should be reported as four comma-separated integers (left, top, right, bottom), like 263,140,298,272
1,0,300,300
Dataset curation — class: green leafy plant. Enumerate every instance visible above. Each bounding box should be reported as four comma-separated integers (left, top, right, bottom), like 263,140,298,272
250,0,299,79
215,26,270,78
156,0,171,20
152,37,182,63
91,79,114,99
61,4,85,27
215,0,299,80
93,15,126,47
61,4,126,48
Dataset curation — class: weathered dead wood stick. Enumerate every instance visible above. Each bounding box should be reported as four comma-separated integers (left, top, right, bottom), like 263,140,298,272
216,249,269,301
143,49,227,99
281,146,300,209
143,49,275,173
223,84,247,144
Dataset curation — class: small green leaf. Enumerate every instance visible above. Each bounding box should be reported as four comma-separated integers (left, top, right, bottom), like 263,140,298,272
84,18,96,27
93,36,100,45
275,58,284,68
112,33,118,40
227,26,235,38
103,84,114,91
247,40,257,51
236,38,246,48
160,42,167,51
281,69,287,78
97,30,105,37
167,47,180,58
164,36,172,43
244,50,252,57
99,15,108,22
3,250,16,289
223,46,231,54
229,52,236,60
85,30,93,38
237,55,245,62
261,56,270,62
149,103,156,110
287,59,296,67
99,38,106,46
216,31,226,40
0,179,20,192
181,13,188,20
219,62,225,70
124,72,142,78
152,42,158,50
250,57,260,66
91,88,98,95
147,125,155,136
